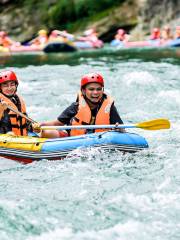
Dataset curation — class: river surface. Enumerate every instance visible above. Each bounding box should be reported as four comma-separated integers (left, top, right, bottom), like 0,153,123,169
0,47,180,240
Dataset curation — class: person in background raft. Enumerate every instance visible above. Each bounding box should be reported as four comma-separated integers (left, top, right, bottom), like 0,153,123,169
0,70,32,135
161,26,173,41
115,29,130,42
29,29,48,47
0,31,21,48
49,30,74,42
175,26,180,39
149,28,161,40
34,73,125,138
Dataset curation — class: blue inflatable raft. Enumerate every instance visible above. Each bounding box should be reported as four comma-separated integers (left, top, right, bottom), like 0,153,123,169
167,38,180,47
0,131,148,163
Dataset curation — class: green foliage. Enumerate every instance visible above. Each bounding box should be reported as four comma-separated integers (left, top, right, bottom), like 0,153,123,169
11,0,37,7
1,0,126,32
48,0,76,26
47,0,125,30
75,0,123,16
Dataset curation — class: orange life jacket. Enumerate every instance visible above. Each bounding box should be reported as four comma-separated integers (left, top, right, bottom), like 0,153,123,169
70,91,114,136
0,93,28,136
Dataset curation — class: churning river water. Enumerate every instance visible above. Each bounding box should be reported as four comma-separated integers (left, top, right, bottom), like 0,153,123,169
0,47,180,240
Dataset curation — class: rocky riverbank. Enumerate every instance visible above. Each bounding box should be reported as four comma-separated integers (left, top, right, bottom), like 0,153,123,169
0,0,179,42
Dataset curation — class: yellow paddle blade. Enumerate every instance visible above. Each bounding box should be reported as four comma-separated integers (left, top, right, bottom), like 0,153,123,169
135,118,170,130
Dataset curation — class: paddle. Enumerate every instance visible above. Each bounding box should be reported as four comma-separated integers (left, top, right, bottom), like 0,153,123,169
21,34,37,46
40,119,170,131
0,102,37,124
0,102,170,131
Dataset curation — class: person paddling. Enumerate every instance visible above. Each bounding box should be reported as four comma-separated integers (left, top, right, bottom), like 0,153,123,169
0,70,32,135
34,73,125,138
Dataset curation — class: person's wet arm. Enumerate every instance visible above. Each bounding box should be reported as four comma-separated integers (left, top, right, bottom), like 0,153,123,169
110,104,125,132
57,102,78,125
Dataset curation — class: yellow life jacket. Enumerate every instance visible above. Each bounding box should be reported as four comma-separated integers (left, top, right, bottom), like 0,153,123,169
70,91,114,136
0,93,28,136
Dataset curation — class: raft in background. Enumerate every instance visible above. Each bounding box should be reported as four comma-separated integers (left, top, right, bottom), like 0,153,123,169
43,42,77,53
74,41,95,49
74,40,103,49
0,131,148,164
110,39,180,48
43,39,104,52
10,45,42,52
166,38,180,47
0,45,43,53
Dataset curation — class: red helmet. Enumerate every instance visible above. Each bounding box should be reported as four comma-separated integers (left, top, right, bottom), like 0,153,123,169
81,73,104,88
0,70,18,85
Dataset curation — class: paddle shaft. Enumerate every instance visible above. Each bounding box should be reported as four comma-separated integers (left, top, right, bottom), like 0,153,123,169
41,119,170,131
0,102,170,132
41,124,136,130
5,104,37,124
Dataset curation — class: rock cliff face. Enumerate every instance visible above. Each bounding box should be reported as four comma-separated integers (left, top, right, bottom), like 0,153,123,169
0,0,179,42
93,0,180,40
131,0,180,39
0,3,46,41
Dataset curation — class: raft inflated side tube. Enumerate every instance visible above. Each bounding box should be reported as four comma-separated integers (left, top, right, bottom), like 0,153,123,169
0,131,148,163
43,42,77,53
167,39,180,47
